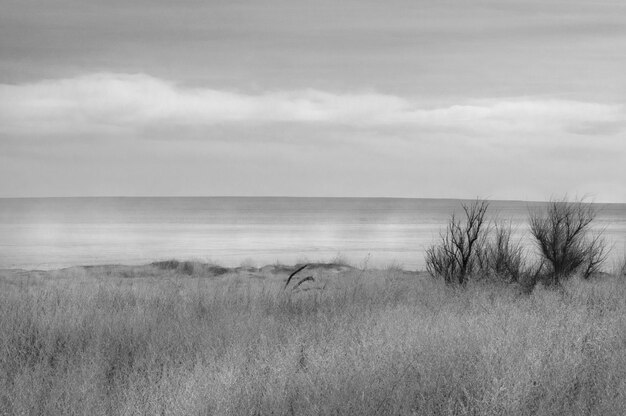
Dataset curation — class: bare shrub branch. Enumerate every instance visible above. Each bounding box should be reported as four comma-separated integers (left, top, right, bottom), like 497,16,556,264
284,264,308,289
480,221,527,283
529,197,609,285
581,231,610,279
425,199,489,285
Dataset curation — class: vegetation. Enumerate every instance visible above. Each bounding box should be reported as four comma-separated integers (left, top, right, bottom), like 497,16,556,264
1,265,625,415
529,198,609,285
0,196,620,415
425,199,490,285
480,221,527,283
616,252,626,277
427,197,610,288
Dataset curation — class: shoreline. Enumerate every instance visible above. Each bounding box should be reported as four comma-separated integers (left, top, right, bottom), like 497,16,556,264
0,259,424,281
0,257,421,274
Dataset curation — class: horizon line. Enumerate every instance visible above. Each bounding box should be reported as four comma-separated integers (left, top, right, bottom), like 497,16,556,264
0,195,623,204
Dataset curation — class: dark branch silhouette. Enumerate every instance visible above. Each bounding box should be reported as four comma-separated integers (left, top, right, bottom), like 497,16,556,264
284,264,308,289
292,276,315,290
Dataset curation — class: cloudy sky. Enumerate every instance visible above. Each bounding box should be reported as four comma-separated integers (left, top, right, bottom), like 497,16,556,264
1,0,625,201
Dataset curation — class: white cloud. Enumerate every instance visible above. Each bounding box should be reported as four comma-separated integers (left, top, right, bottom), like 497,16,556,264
1,72,624,138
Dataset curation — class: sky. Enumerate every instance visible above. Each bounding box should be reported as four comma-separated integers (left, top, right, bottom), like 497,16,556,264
0,0,625,201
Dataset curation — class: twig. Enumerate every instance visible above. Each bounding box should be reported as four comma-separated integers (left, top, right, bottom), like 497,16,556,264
284,264,308,289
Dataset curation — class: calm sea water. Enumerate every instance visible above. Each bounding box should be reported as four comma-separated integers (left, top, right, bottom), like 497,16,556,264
0,197,624,270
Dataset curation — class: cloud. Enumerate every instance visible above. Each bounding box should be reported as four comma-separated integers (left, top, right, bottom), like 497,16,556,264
1,73,624,139
1,73,624,202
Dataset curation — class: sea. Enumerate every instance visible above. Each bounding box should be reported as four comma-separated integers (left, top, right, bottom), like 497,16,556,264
0,197,624,271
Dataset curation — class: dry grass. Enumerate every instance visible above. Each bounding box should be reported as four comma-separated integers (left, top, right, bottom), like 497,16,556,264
1,263,625,415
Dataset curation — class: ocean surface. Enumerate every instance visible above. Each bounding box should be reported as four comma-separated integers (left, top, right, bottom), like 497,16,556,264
0,197,624,271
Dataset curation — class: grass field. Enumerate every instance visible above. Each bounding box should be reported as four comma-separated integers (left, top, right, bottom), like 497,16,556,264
1,261,625,415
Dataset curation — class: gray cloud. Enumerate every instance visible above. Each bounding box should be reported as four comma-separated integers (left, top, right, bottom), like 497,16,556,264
2,0,626,100
1,1,625,201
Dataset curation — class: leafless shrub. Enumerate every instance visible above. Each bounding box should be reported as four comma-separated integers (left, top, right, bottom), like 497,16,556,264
515,259,546,294
529,198,609,285
479,221,527,283
425,199,489,285
581,231,610,279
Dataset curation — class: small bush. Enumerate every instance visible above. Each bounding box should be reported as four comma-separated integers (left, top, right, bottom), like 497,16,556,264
425,199,489,285
479,221,527,283
529,198,609,285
